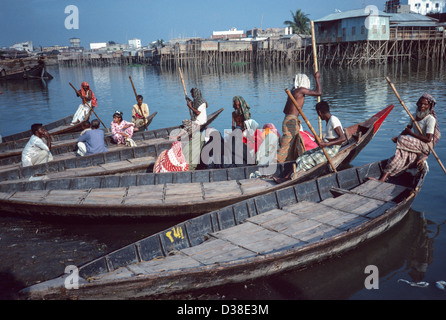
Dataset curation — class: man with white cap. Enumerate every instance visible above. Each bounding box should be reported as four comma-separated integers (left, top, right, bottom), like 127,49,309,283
276,71,321,163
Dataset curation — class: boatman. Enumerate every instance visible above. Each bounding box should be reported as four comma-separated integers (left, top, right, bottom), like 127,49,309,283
374,93,440,182
21,123,53,167
131,95,150,128
274,101,345,183
276,71,321,163
71,82,97,125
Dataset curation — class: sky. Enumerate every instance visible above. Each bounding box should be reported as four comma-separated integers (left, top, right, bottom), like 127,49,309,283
0,0,386,48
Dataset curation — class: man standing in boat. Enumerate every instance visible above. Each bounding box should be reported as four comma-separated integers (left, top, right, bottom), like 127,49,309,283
131,95,150,128
277,71,321,163
21,123,53,167
274,101,345,183
71,82,97,125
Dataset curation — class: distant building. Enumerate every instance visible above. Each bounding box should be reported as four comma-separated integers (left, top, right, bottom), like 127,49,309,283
314,8,391,43
70,38,81,48
211,28,246,40
385,0,446,15
10,41,33,52
246,27,293,39
128,38,142,49
90,42,107,50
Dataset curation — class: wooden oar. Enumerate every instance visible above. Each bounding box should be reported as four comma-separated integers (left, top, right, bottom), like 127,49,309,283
285,89,337,173
386,76,446,175
69,82,107,130
311,20,322,138
178,67,193,118
129,76,148,130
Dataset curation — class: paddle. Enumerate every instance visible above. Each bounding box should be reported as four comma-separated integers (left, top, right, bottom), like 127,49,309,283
178,67,193,118
385,76,446,175
69,82,107,130
129,76,148,130
311,20,322,138
285,89,337,173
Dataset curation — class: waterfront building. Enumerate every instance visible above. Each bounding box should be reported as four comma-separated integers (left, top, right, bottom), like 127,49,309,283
211,28,246,40
90,42,107,50
385,0,446,15
10,41,33,53
314,8,391,43
128,38,142,49
70,38,81,48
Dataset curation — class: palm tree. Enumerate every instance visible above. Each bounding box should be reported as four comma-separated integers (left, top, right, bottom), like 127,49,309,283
284,9,311,35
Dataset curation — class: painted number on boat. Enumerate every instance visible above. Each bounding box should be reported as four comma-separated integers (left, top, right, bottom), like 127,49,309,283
165,227,185,243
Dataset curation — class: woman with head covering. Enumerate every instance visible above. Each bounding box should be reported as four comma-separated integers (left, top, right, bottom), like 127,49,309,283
232,96,251,130
71,82,97,125
182,88,208,136
110,111,136,145
376,93,440,182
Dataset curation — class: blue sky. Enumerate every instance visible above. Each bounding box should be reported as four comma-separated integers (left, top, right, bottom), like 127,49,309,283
1,0,385,48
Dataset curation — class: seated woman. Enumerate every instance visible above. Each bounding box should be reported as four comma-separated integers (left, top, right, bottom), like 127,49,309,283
273,101,346,183
110,111,136,145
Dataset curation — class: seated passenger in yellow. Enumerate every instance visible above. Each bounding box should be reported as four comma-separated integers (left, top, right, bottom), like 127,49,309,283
131,95,150,128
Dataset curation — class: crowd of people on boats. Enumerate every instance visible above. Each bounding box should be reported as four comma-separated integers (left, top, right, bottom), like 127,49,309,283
19,76,440,184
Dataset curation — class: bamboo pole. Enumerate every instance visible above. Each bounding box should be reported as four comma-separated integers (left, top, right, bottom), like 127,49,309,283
311,21,322,138
386,76,446,175
285,89,337,173
178,67,193,118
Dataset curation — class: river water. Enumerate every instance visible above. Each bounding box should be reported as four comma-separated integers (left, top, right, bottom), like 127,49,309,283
0,61,445,300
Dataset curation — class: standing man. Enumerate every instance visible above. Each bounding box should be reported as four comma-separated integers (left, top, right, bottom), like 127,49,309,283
71,82,97,125
274,101,345,183
77,119,108,156
276,71,321,163
21,124,53,167
131,95,150,128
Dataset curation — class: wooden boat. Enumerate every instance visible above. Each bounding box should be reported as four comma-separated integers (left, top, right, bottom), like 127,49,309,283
1,113,91,144
0,57,53,81
0,112,158,162
18,160,428,299
0,108,224,180
0,106,393,219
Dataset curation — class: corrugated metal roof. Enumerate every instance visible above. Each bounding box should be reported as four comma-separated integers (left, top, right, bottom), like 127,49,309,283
387,13,438,22
315,8,391,22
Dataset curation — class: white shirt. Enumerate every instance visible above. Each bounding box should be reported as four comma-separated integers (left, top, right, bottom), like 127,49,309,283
194,103,207,126
409,114,436,136
324,115,343,141
21,135,50,167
